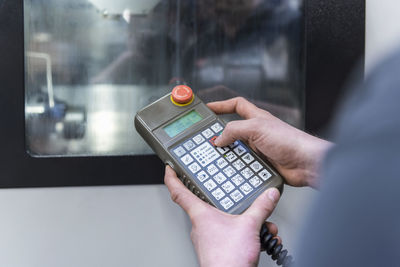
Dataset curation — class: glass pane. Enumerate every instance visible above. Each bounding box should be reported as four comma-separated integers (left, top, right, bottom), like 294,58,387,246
24,0,304,157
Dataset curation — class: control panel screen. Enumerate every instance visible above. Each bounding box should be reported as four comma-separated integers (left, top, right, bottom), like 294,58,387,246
164,110,203,138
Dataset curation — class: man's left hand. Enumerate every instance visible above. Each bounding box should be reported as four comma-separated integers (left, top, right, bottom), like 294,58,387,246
164,166,281,267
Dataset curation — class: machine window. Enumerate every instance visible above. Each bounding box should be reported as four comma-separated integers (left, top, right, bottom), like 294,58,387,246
24,0,304,156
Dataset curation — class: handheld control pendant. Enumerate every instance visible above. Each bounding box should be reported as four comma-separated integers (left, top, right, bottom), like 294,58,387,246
135,85,294,266
135,85,283,214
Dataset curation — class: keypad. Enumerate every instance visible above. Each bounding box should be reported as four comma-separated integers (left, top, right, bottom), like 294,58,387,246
204,179,217,191
242,153,254,164
193,134,205,145
191,142,220,167
230,190,244,202
207,164,218,175
250,161,263,172
259,169,272,181
223,166,236,177
221,181,235,193
225,151,237,162
232,159,245,171
241,167,254,179
197,171,209,182
240,183,253,195
249,176,262,188
214,172,227,184
216,146,230,154
173,146,186,157
202,128,214,138
212,188,226,200
183,140,196,151
188,162,201,174
234,145,246,156
211,122,224,133
172,122,273,211
220,197,234,210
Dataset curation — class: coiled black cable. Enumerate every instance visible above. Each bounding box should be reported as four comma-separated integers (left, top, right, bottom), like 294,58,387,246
260,224,294,267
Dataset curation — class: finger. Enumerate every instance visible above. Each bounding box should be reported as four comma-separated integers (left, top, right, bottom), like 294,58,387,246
214,119,256,147
207,97,265,119
164,166,207,217
243,188,280,226
265,222,278,236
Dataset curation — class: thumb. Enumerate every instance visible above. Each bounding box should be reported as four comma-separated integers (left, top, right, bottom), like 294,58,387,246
164,166,207,218
214,120,255,147
243,188,280,226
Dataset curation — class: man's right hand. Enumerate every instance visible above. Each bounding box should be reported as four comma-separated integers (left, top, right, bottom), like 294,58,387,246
208,97,333,188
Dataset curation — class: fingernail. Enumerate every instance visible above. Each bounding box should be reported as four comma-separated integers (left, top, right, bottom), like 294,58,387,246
267,188,280,202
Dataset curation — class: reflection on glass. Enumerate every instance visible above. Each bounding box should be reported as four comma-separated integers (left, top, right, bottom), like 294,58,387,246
24,0,304,157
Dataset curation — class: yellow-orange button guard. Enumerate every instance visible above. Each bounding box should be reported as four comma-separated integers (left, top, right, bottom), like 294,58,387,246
171,85,194,106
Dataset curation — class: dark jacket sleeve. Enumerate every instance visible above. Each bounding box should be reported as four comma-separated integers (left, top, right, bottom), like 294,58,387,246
294,49,400,267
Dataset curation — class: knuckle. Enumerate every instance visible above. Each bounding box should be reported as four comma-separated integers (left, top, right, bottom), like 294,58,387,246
170,190,183,204
235,96,247,104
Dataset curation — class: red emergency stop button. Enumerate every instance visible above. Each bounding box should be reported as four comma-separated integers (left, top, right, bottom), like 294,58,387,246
171,85,194,106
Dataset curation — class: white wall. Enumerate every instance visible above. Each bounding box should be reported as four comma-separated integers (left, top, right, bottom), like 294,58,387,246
365,0,400,73
1,2,400,267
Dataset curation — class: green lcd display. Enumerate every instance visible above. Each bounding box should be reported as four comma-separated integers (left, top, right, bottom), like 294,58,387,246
164,110,203,138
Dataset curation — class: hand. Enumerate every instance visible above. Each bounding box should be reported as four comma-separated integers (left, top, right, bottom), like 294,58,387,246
164,166,281,267
208,97,333,188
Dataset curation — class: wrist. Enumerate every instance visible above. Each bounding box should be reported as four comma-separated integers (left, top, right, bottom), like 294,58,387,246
302,135,333,188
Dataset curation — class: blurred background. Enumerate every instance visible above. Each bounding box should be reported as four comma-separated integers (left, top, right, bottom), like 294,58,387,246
24,0,304,156
1,0,397,266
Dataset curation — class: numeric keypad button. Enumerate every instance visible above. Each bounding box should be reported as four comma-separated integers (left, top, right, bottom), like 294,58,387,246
225,151,237,162
240,183,254,195
211,122,224,133
191,142,220,167
232,159,246,171
204,180,217,191
259,169,272,181
242,153,255,164
241,167,254,179
250,161,263,173
230,190,244,202
173,146,186,157
213,172,227,184
220,197,234,210
207,164,218,175
183,140,196,151
221,181,235,193
197,171,209,182
193,134,205,145
249,177,262,188
229,141,239,149
234,145,246,156
231,174,245,186
216,158,228,169
212,188,225,201
223,166,236,177
188,163,201,173
202,128,214,138
216,146,230,154
181,154,194,165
